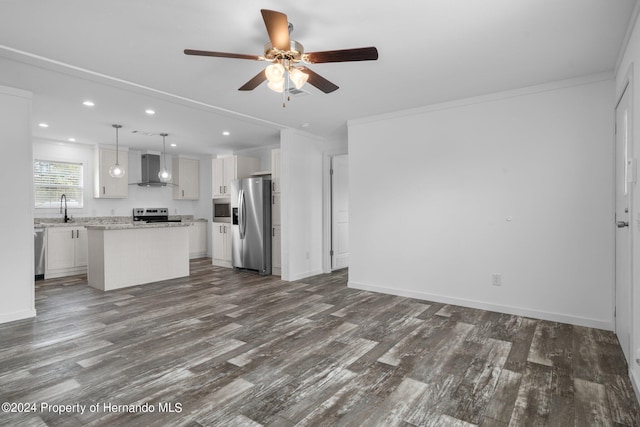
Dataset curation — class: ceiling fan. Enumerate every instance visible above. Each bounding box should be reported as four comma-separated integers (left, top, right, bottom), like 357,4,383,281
184,9,378,95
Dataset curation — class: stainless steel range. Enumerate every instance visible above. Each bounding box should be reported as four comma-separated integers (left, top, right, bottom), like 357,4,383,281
132,208,181,223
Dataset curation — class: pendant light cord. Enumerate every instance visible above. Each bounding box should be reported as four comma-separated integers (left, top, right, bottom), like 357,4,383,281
112,124,122,165
162,134,167,168
115,126,119,164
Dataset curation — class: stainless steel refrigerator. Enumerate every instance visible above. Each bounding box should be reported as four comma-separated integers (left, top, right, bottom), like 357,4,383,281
231,177,272,275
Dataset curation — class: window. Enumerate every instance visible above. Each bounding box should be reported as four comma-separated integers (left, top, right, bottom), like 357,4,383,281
34,160,84,208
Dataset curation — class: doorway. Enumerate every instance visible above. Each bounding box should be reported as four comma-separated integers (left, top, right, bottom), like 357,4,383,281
615,81,633,365
331,154,349,270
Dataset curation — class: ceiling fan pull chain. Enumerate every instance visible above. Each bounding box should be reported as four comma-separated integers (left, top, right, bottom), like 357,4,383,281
287,68,291,103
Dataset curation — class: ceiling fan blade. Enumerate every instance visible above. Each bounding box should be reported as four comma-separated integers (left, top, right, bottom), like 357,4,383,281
305,47,379,64
299,67,339,94
238,70,267,91
261,9,290,51
184,49,261,61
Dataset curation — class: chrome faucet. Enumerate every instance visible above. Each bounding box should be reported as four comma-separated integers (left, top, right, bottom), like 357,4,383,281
60,194,69,223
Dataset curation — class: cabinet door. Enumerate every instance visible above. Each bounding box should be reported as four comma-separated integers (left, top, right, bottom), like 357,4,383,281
175,158,200,200
197,222,208,254
222,156,236,196
75,227,88,267
272,193,281,226
212,158,226,197
182,158,199,199
223,225,232,262
189,222,207,256
46,227,76,271
212,223,226,261
271,149,281,194
272,226,281,269
95,148,128,198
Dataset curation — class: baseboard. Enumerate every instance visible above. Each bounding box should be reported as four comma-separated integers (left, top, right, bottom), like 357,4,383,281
0,308,36,325
632,368,640,405
289,269,324,282
211,259,232,268
45,267,87,279
348,280,612,330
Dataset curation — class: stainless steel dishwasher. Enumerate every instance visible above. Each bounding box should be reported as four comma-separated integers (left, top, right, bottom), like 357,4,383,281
34,227,45,280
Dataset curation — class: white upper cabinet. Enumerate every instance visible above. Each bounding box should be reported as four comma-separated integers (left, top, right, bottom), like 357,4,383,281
212,156,259,198
173,157,200,200
94,146,128,198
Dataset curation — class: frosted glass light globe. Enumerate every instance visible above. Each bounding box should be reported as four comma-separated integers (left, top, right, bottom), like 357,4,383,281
265,63,285,83
158,168,172,182
109,163,125,178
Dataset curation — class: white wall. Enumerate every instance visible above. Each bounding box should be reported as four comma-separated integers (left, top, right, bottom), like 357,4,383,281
280,129,324,281
0,85,36,323
616,9,640,399
348,76,615,329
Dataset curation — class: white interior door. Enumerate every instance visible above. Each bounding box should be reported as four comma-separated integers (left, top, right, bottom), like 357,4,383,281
615,84,632,365
332,155,349,270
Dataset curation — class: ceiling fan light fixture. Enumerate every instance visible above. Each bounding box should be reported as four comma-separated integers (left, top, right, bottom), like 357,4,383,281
289,67,308,89
267,79,285,93
265,62,285,83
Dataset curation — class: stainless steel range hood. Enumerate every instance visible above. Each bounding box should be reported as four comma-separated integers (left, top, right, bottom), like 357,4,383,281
137,154,166,187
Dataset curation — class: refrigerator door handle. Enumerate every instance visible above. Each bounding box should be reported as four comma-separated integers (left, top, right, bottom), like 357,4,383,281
239,189,246,239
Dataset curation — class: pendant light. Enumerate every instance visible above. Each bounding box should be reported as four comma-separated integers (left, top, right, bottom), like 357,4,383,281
158,133,172,182
109,124,125,178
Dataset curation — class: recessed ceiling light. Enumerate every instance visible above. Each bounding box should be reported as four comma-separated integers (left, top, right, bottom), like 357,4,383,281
82,100,95,107
68,137,76,142
170,143,177,147
145,109,155,115
222,131,230,136
38,123,49,128
301,122,310,128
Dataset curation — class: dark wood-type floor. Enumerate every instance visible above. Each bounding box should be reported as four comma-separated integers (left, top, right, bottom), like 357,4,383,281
0,258,639,426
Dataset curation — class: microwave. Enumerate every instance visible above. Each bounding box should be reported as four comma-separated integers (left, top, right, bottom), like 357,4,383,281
213,200,231,221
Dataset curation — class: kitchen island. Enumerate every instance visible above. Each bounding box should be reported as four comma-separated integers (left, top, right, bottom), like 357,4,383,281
86,222,190,291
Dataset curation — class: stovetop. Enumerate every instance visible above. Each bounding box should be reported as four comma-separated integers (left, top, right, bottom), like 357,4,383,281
132,208,181,223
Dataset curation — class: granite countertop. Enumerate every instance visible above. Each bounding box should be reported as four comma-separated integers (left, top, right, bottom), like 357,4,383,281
34,216,208,228
85,222,191,230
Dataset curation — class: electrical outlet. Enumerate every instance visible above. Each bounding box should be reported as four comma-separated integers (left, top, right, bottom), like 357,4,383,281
491,273,502,286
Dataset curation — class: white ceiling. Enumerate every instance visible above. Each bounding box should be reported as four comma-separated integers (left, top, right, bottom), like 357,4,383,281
0,0,636,155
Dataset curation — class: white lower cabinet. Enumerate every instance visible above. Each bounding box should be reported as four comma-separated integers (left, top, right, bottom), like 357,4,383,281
188,221,207,258
212,222,232,268
45,226,88,278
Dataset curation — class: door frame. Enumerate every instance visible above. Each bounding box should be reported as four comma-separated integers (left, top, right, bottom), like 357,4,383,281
331,154,349,271
322,149,348,273
614,67,634,366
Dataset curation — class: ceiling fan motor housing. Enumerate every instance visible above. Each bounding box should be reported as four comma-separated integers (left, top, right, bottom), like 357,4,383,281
264,40,305,62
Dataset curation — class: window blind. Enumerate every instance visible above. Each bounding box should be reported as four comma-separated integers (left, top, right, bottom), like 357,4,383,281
34,160,84,208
